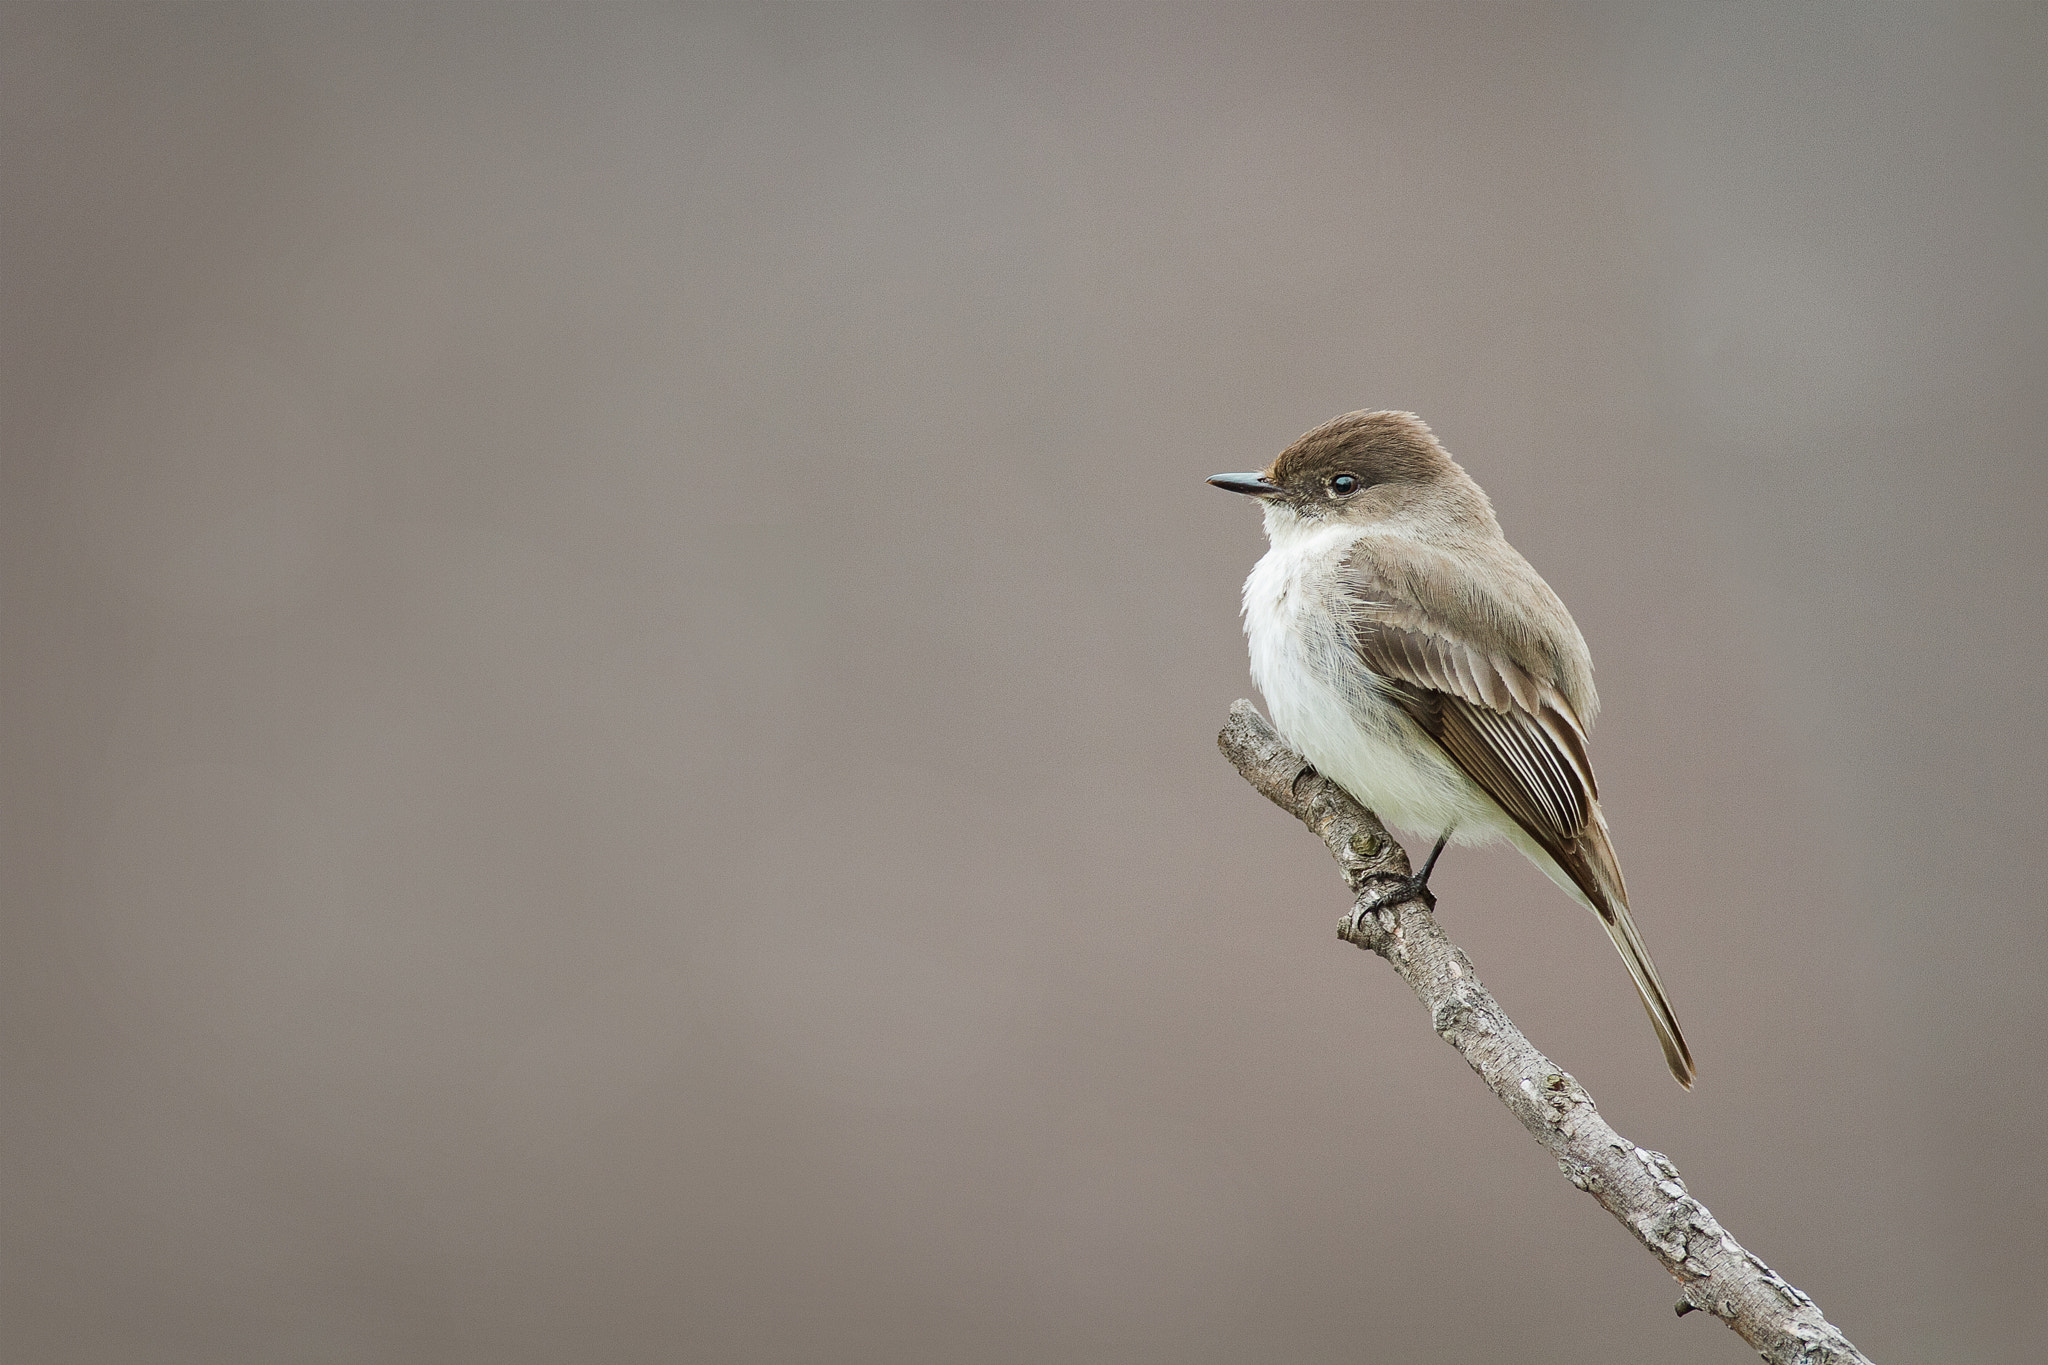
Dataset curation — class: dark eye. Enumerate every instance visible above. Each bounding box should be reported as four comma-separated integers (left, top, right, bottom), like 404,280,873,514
1329,474,1360,496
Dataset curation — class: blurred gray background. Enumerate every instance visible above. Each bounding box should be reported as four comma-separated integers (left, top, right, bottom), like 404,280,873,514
5,4,2044,1362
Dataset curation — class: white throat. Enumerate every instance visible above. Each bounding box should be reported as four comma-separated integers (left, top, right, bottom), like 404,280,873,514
1258,500,1362,557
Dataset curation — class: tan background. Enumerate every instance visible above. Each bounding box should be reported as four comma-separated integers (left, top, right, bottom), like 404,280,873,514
5,4,2044,1361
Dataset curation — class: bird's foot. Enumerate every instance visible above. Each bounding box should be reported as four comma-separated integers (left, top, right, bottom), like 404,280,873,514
1366,869,1438,911
1342,833,1449,936
1346,870,1436,929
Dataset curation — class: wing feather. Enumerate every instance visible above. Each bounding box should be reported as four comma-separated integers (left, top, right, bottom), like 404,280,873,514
1358,615,1594,869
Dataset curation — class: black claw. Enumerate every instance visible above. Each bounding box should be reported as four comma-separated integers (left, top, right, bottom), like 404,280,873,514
1357,871,1436,913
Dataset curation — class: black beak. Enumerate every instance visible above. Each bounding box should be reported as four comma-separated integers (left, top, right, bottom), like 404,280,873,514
1207,472,1279,497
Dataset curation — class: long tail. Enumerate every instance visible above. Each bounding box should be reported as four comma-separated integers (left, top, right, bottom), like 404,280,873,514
1579,813,1696,1089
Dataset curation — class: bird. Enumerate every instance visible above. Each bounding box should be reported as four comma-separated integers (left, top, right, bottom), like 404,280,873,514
1209,410,1695,1088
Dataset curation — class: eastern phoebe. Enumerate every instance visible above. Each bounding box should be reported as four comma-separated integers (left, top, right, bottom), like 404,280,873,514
1211,410,1695,1088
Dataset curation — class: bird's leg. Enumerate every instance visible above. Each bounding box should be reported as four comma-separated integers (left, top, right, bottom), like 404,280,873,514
1350,831,1451,926
1412,830,1449,887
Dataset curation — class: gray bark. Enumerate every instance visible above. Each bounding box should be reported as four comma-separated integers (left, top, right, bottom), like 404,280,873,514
1219,700,1871,1365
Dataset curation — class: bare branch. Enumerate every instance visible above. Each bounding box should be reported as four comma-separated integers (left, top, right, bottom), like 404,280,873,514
1219,700,1871,1365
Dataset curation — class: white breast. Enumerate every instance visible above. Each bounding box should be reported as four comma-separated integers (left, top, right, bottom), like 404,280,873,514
1240,510,1506,845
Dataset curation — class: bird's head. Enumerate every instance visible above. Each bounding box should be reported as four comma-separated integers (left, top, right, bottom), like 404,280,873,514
1209,410,1494,538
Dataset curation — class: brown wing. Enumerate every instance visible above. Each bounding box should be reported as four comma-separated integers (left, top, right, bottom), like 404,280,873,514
1354,615,1610,907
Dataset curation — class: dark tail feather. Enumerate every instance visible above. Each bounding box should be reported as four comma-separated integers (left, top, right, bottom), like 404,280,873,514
1580,816,1696,1089
1601,892,1697,1089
